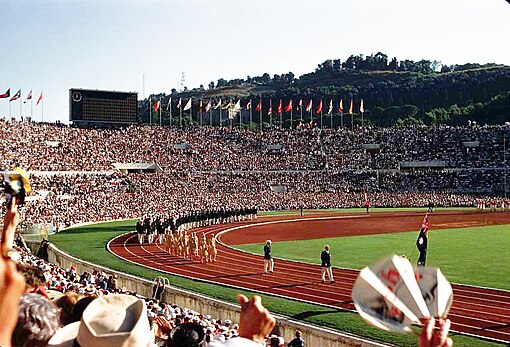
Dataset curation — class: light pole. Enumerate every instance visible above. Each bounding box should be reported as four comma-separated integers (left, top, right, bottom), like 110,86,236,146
504,137,507,199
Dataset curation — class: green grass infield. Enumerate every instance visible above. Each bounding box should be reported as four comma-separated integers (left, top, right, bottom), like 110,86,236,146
49,218,506,347
236,225,510,290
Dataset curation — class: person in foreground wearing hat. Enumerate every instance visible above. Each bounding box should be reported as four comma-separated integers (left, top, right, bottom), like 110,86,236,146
48,293,155,347
263,240,273,274
320,245,334,284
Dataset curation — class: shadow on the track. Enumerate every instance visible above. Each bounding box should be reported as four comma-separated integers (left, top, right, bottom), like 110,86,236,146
208,272,266,279
292,309,342,320
267,282,318,289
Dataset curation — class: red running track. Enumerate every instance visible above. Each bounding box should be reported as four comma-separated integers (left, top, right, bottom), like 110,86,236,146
108,213,510,344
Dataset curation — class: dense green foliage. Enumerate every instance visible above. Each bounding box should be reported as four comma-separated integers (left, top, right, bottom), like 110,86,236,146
141,53,510,127
236,224,510,290
48,218,507,346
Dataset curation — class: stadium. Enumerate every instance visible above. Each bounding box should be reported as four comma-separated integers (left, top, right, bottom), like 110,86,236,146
2,1,510,346
0,118,508,347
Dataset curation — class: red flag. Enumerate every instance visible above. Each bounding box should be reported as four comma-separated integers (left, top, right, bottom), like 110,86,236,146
305,99,312,112
338,99,343,113
0,89,10,99
421,214,430,232
36,91,43,106
154,99,161,112
316,99,322,114
267,100,272,115
285,100,292,112
9,89,21,102
277,99,282,114
256,99,262,112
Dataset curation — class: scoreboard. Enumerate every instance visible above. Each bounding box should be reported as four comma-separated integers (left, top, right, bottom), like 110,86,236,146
69,89,138,125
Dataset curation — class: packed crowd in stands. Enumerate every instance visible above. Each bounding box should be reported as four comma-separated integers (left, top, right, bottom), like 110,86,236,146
0,119,487,346
0,119,508,172
19,170,503,230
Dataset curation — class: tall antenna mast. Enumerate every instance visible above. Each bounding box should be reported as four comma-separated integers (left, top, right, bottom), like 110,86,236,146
180,72,186,91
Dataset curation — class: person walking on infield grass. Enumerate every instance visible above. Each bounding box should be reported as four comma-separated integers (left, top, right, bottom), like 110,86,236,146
321,245,334,283
264,240,274,273
416,214,429,266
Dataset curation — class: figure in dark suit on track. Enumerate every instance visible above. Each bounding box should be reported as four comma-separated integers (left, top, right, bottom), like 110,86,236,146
321,245,334,283
136,219,145,245
264,240,274,274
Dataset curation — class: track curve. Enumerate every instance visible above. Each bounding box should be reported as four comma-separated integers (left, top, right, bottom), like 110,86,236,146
109,211,510,344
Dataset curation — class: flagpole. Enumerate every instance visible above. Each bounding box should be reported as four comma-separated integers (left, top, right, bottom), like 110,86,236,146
320,103,323,130
20,96,22,119
300,101,303,122
279,101,282,128
31,96,33,120
149,98,152,126
290,104,293,129
341,111,344,128
209,104,212,126
42,97,44,122
239,108,242,131
259,99,262,132
269,99,272,127
310,105,312,127
249,99,253,129
169,99,173,126
159,98,162,126
189,100,192,127
219,104,222,128
199,100,202,127
180,102,182,127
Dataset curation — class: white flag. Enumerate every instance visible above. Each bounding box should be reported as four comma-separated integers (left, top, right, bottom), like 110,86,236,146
183,98,192,111
229,100,241,119
328,99,333,115
166,97,172,111
214,99,222,110
177,98,182,108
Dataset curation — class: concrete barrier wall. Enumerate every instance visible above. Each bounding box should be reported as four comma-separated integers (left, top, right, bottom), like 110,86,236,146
27,241,388,347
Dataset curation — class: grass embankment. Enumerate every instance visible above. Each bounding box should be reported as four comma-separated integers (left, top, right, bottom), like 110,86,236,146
236,225,510,290
49,219,505,347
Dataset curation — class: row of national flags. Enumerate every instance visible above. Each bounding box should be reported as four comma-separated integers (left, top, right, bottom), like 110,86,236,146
150,96,365,116
0,89,43,105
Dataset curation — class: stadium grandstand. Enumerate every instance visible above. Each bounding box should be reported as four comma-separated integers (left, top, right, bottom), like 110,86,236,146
2,119,509,347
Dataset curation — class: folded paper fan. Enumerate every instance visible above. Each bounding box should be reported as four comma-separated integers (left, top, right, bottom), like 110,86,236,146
352,255,453,333
413,266,453,318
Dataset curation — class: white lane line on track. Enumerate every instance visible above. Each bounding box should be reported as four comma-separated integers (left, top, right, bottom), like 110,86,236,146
119,234,352,304
110,231,510,344
118,233,510,327
114,234,510,343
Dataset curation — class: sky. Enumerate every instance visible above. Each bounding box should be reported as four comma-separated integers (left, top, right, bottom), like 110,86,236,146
0,0,509,123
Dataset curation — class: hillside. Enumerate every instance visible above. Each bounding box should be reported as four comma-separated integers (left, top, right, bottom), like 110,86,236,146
142,54,510,127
